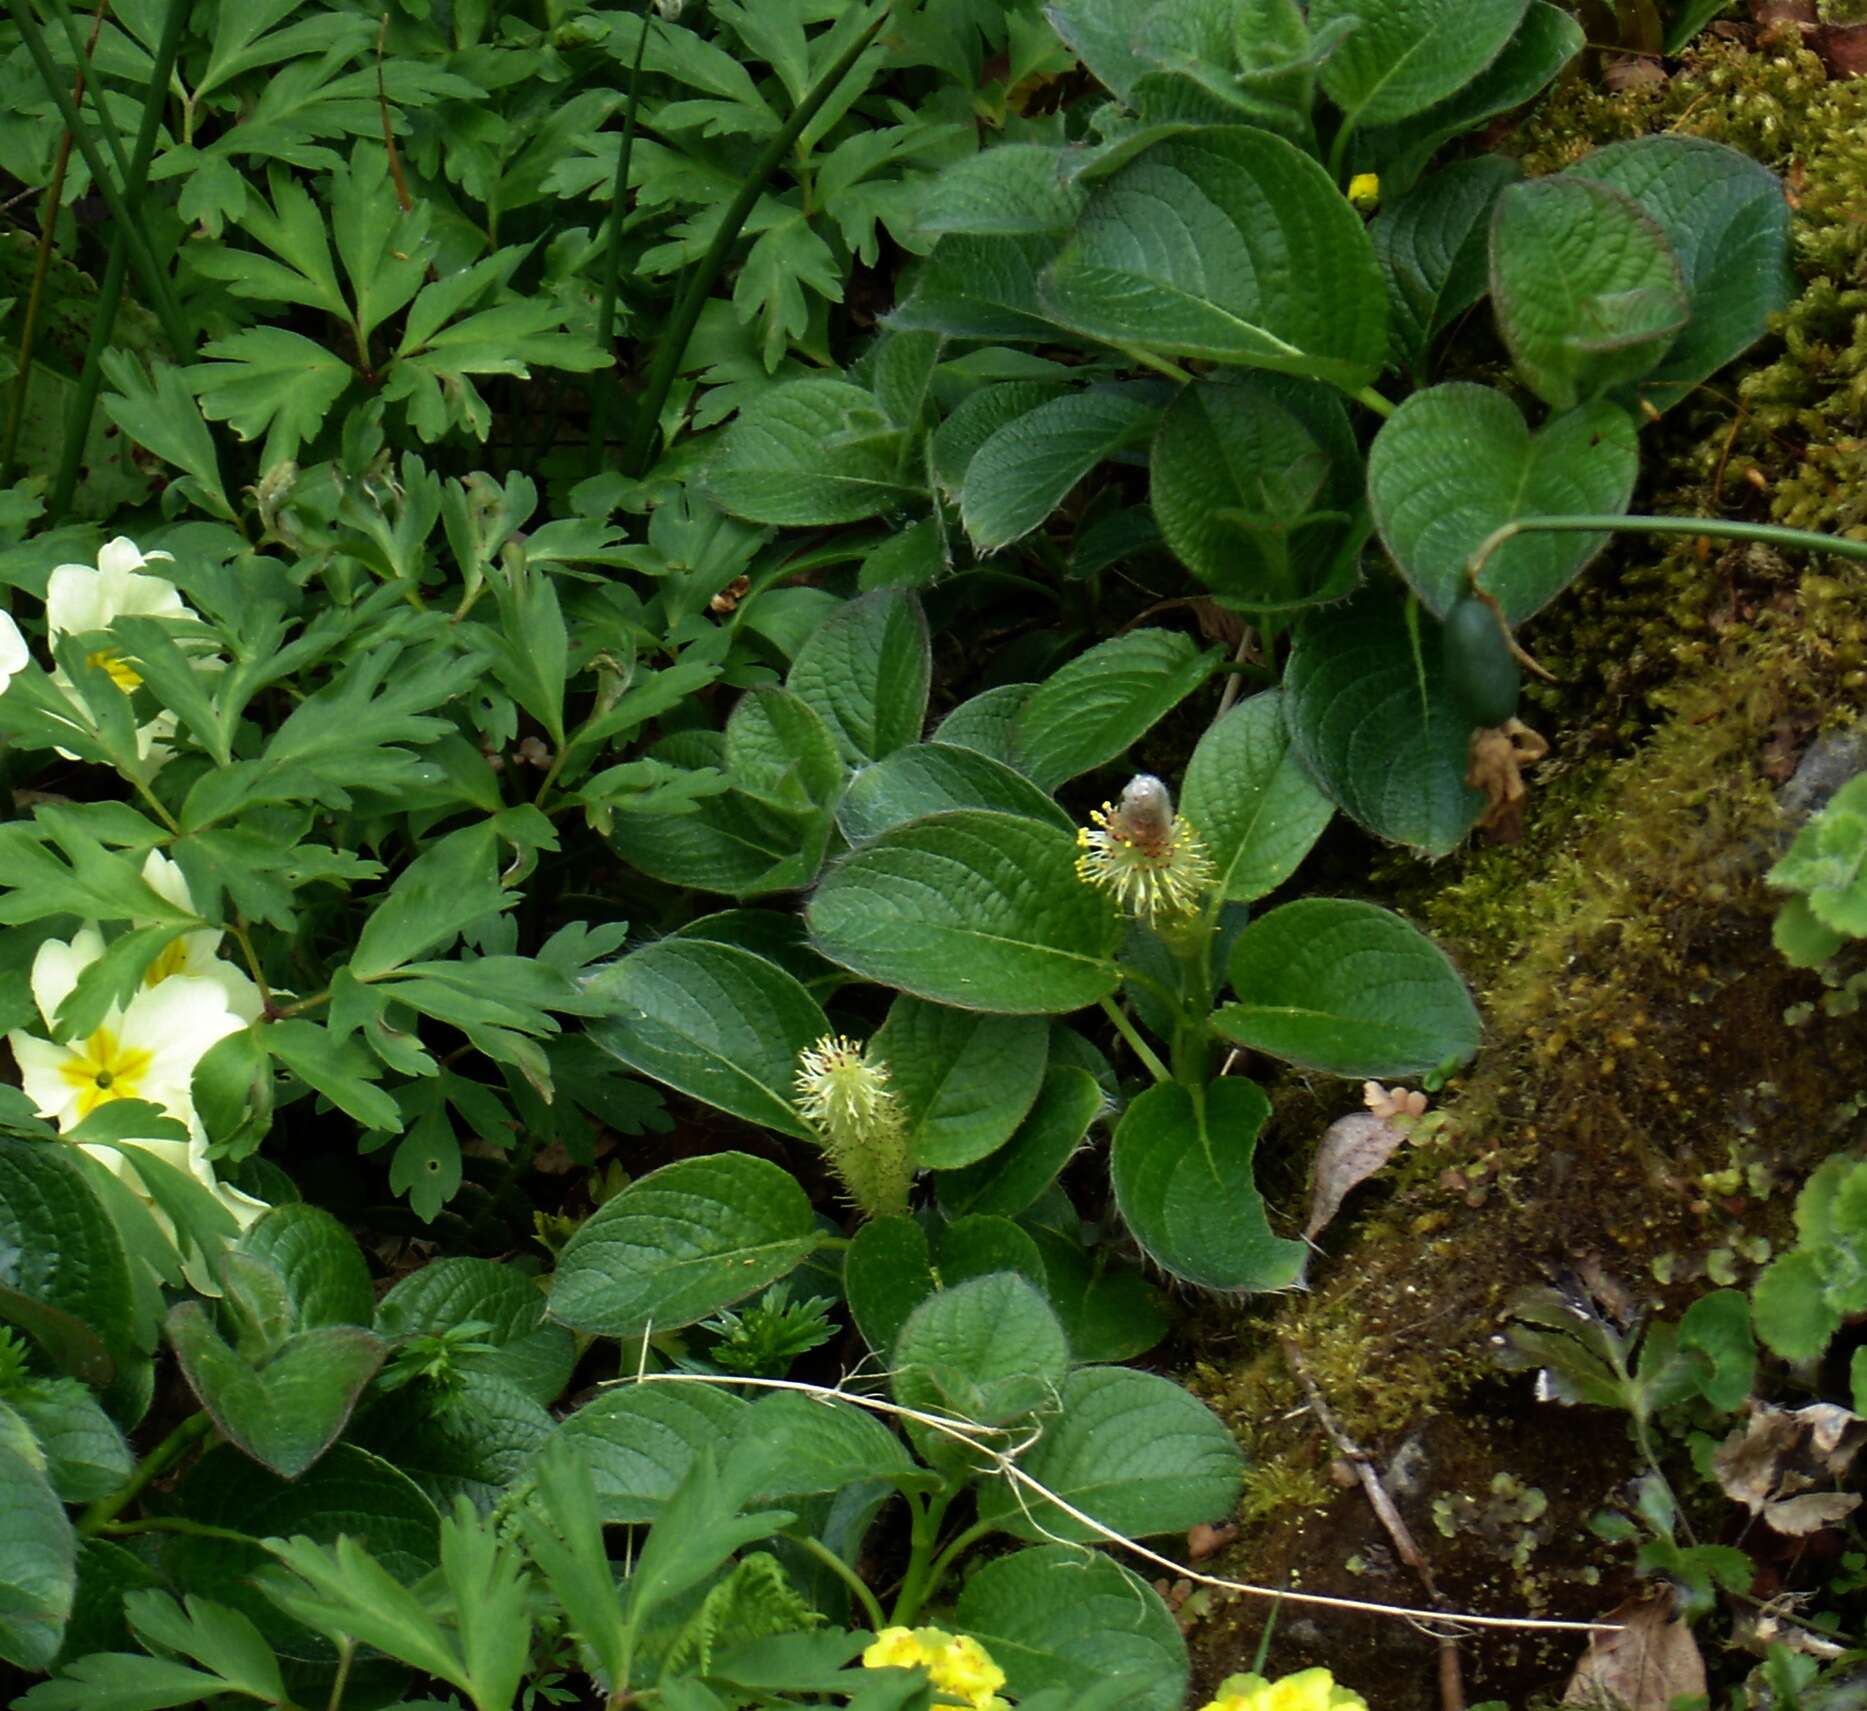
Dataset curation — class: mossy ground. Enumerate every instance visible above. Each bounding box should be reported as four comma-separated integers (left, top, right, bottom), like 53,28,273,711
1172,28,1867,1707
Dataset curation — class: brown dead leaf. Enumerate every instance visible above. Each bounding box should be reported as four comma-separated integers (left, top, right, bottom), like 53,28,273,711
1186,1521,1237,1561
1305,1112,1407,1239
1564,1593,1706,1710
1603,54,1667,89
1713,1403,1866,1535
1814,22,1867,75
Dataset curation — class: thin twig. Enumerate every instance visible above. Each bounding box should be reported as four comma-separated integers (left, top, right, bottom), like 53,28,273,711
616,1369,1620,1637
1283,1339,1464,1711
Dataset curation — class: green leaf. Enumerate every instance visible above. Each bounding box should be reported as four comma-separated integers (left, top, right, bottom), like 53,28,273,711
187,328,353,462
806,811,1123,1014
1490,176,1688,411
1366,382,1641,622
351,825,513,980
977,1366,1244,1541
1149,374,1364,608
787,590,930,764
891,1273,1069,1472
0,1136,136,1386
1358,2,1583,193
935,683,1038,767
931,380,1070,498
1110,1080,1306,1291
1042,0,1149,102
914,144,1087,237
938,1065,1103,1218
374,1259,574,1406
1566,135,1794,413
1011,629,1219,792
1371,156,1522,378
166,1305,386,1479
263,1020,402,1133
236,1204,374,1331
959,385,1160,552
1218,898,1480,1076
6,1377,132,1502
1677,1289,1755,1412
843,1215,937,1355
551,1384,750,1524
583,941,830,1140
351,1374,554,1514
955,1548,1187,1711
1283,589,1484,855
98,353,237,523
1750,1249,1836,1364
729,1391,916,1500
0,1404,76,1669
705,379,913,525
872,996,1047,1169
1023,1223,1169,1364
1312,0,1527,127
837,743,1075,844
1039,130,1388,389
891,236,1068,342
1181,691,1334,903
548,1153,819,1338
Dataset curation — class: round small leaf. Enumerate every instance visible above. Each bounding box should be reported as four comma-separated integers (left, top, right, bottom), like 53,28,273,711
705,379,912,525
1218,898,1480,1076
873,996,1048,1169
350,1373,554,1513
938,1066,1103,1219
787,590,930,765
1181,691,1334,904
977,1366,1244,1542
550,1384,750,1522
844,1215,937,1356
237,1204,374,1330
1284,588,1484,855
584,941,830,1140
807,811,1123,1015
1490,176,1688,410
1367,382,1640,622
955,1546,1188,1711
1111,1080,1307,1291
838,743,1074,845
1312,0,1527,126
548,1153,819,1338
374,1258,575,1406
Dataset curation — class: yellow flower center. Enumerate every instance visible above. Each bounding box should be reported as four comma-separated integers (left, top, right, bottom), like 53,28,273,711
87,647,143,692
56,1027,155,1119
144,937,191,986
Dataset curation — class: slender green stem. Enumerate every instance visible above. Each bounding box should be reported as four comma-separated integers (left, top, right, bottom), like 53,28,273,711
1099,995,1171,1084
78,1409,215,1535
326,1637,356,1711
1115,343,1193,385
588,6,652,475
623,1,891,475
47,0,130,180
46,0,196,523
917,1518,991,1607
1470,512,1867,587
94,1516,259,1545
1351,384,1395,418
5,0,190,357
1326,115,1357,185
791,1533,886,1631
888,1486,955,1625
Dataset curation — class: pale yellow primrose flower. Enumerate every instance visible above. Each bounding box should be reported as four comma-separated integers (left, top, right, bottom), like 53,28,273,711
6,927,267,1272
0,611,27,693
44,537,197,775
861,1627,1009,1711
137,851,265,1022
1199,1667,1371,1711
1075,773,1216,926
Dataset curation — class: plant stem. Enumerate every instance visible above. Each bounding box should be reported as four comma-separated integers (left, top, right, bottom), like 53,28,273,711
78,1408,214,1535
1469,512,1867,587
588,5,652,475
94,1516,259,1544
5,0,190,358
888,1486,954,1625
0,0,105,485
326,1637,356,1711
622,1,891,475
1351,384,1395,418
790,1533,886,1631
916,1517,991,1607
1115,343,1193,385
45,0,196,523
1099,995,1171,1083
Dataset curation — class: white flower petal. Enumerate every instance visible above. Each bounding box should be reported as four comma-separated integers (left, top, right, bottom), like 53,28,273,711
140,850,195,914
9,1031,83,1127
29,927,107,1031
0,611,28,689
119,975,244,1114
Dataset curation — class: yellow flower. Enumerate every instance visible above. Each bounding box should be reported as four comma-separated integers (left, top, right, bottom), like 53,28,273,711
861,1626,1009,1710
793,1035,912,1219
1199,1667,1370,1711
1075,773,1216,925
1346,172,1381,211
